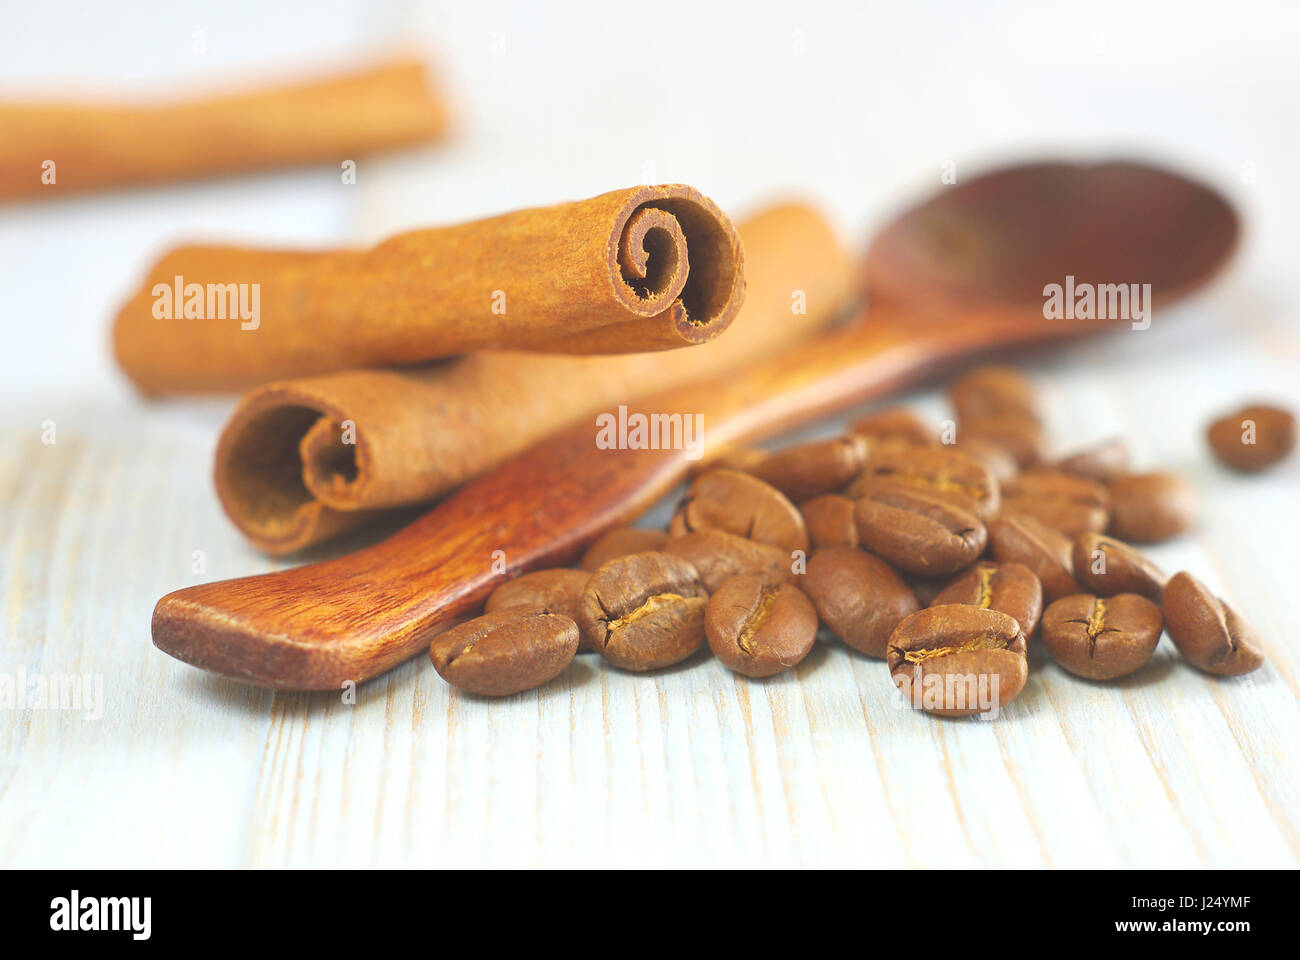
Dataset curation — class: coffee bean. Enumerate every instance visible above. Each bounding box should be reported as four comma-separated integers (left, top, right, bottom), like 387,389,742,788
1001,469,1111,537
799,494,859,549
704,575,818,678
1053,438,1130,483
576,552,708,671
1108,472,1196,543
662,529,795,592
1071,532,1166,601
849,407,936,446
887,606,1028,717
988,512,1080,602
486,567,593,651
1162,571,1264,676
949,365,1041,424
1042,593,1162,680
580,527,669,572
692,445,769,476
750,436,864,502
429,606,579,696
957,412,1048,468
1207,403,1297,472
802,546,918,657
853,484,986,575
931,560,1043,637
670,469,809,552
950,435,1019,484
847,444,1000,521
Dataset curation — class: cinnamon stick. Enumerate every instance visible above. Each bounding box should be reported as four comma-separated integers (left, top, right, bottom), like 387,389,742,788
112,184,747,393
214,202,851,554
0,57,448,201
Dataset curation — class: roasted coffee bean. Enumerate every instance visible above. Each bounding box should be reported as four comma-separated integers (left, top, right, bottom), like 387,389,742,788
1207,403,1297,472
1001,469,1111,537
750,436,865,502
1042,593,1162,680
802,546,918,658
887,606,1028,717
949,365,1041,424
853,485,986,575
670,469,808,552
705,575,818,678
692,445,769,476
1162,572,1264,676
849,407,936,446
957,412,1048,468
486,567,593,651
847,444,999,521
931,560,1043,637
799,494,859,549
988,512,1080,602
1053,438,1130,483
662,529,795,592
1071,532,1166,601
1108,472,1196,543
429,606,579,696
950,436,1019,484
576,552,708,671
580,527,669,572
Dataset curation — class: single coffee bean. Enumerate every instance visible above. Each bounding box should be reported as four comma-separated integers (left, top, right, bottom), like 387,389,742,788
705,575,819,678
1107,472,1196,543
853,484,986,575
950,435,1019,484
803,545,918,658
847,444,1000,521
1042,593,1162,680
887,606,1028,717
988,512,1080,602
849,407,936,447
1071,532,1166,601
1053,438,1130,483
750,436,865,502
580,527,669,572
799,494,859,549
931,560,1043,637
486,568,593,651
670,469,809,552
429,606,580,696
662,529,795,592
691,445,769,476
1162,571,1264,676
1001,469,1111,537
576,552,708,671
1207,403,1297,472
957,412,1048,468
949,365,1041,424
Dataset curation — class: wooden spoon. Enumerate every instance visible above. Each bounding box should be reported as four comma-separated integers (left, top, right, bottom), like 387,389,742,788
153,159,1239,689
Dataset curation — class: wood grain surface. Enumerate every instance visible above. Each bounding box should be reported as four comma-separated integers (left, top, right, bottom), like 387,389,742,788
2,0,1297,869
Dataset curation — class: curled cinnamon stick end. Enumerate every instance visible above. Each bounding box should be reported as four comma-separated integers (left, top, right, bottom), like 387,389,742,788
112,184,746,395
0,57,448,202
213,202,847,555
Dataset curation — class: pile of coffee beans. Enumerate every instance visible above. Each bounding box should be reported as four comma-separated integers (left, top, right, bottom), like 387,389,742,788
430,365,1275,717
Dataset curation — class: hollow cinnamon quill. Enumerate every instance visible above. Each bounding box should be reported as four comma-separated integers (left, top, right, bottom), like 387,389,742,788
215,202,851,554
0,57,448,201
112,184,746,393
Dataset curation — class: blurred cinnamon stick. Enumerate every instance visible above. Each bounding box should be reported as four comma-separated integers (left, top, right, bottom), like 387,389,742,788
113,184,746,392
0,57,448,201
214,202,851,554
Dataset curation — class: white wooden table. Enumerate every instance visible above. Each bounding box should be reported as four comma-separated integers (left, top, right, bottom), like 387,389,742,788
2,1,1297,868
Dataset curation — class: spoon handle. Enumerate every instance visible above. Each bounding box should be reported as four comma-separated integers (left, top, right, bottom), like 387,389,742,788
152,303,1048,689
